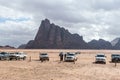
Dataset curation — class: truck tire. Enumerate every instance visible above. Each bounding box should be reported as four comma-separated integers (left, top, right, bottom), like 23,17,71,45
16,57,20,60
104,62,106,64
23,57,26,60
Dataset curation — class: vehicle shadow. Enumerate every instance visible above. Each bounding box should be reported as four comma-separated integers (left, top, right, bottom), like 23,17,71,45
92,62,106,64
109,61,120,63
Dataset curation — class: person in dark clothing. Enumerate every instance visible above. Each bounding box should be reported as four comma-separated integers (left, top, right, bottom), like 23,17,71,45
59,52,63,61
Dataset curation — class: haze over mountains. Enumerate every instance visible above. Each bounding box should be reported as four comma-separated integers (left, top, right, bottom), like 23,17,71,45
18,19,120,49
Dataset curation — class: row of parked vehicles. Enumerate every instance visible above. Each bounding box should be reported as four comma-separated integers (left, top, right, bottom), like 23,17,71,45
39,52,79,62
1,51,120,64
0,52,27,60
39,52,120,64
95,53,120,64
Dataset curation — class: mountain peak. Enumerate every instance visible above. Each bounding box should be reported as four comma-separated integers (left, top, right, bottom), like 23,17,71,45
25,19,88,49
44,18,50,23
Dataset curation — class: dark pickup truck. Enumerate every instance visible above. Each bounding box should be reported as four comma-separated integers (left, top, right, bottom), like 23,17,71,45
111,54,120,62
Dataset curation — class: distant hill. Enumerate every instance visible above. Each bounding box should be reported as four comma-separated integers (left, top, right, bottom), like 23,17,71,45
0,45,15,49
88,39,113,49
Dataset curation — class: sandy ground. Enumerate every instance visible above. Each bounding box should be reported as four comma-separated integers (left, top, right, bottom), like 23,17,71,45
0,49,120,80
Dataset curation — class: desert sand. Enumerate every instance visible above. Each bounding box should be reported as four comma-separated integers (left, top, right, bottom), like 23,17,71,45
0,49,120,80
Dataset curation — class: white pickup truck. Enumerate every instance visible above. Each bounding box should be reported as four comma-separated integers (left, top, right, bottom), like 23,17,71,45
95,53,106,64
64,52,77,62
9,52,27,60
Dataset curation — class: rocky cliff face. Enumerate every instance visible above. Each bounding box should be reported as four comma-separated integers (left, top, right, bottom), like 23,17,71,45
25,19,89,49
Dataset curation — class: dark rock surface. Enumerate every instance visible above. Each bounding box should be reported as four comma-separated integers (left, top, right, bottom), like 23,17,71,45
18,44,26,49
88,39,113,49
25,19,89,49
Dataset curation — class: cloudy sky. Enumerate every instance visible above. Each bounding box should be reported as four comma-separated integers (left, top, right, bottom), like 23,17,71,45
0,0,120,47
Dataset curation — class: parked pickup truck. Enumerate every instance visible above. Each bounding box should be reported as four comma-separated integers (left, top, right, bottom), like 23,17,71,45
64,52,77,62
0,52,10,60
15,52,27,60
111,54,120,62
9,52,27,60
39,53,49,62
95,53,106,64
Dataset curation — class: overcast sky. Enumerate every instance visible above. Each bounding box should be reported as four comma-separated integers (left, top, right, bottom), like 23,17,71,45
0,0,120,47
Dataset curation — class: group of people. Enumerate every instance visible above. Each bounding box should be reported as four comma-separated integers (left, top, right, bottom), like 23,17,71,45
59,52,66,61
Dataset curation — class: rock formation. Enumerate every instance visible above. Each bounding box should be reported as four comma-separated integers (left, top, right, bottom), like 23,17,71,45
88,39,113,49
18,44,26,49
25,19,89,49
24,19,120,49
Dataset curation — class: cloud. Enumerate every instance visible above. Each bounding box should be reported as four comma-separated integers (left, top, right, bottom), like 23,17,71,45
0,19,37,47
0,0,120,47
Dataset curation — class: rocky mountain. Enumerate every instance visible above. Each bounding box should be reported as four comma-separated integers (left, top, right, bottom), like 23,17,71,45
24,19,120,49
18,44,26,49
88,39,113,49
25,19,89,49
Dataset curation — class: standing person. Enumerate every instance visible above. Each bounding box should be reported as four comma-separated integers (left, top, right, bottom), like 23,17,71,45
59,52,63,61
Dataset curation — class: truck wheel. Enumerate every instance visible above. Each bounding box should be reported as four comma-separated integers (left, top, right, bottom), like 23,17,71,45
23,57,26,60
10,58,12,60
41,60,43,62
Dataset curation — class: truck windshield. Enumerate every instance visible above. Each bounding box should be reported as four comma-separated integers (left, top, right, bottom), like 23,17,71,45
112,54,119,56
97,55,105,57
40,53,47,55
67,54,75,56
